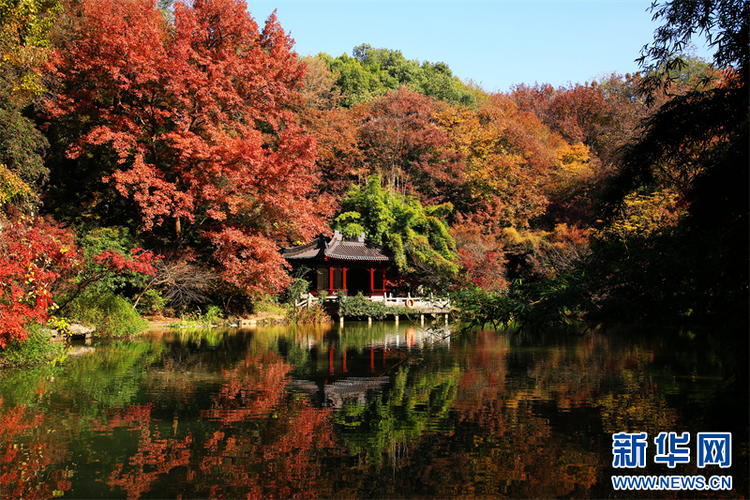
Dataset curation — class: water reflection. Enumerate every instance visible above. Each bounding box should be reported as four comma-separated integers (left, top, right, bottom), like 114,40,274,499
0,322,746,499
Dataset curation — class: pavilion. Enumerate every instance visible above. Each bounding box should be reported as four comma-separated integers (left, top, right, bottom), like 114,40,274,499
282,231,392,297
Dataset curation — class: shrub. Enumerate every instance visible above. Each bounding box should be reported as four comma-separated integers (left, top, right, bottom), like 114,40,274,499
338,293,409,320
286,304,331,324
65,290,147,337
253,298,289,315
0,325,66,367
136,288,167,314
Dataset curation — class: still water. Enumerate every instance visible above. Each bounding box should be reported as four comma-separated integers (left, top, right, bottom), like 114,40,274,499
1,322,747,499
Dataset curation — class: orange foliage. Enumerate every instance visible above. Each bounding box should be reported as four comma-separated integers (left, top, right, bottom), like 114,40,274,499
45,0,328,294
354,88,463,205
435,95,561,228
98,405,192,500
452,222,509,291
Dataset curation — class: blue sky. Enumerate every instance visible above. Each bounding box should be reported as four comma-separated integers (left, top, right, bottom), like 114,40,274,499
248,1,713,93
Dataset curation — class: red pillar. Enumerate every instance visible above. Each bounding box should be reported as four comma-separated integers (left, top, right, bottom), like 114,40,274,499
329,266,333,293
369,268,375,294
382,268,387,294
342,267,347,291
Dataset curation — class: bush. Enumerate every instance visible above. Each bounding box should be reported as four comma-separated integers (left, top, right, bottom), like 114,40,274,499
172,304,226,328
452,278,586,332
0,325,66,367
338,293,409,320
65,290,147,337
286,304,331,324
253,298,290,315
136,288,167,314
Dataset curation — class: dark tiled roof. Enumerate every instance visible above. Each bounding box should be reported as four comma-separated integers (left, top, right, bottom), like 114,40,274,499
283,232,391,262
327,238,390,261
281,236,327,260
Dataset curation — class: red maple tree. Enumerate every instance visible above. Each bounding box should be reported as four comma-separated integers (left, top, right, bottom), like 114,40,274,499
0,214,79,346
45,0,328,295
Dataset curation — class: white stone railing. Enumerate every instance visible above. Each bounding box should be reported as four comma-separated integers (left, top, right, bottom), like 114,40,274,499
295,293,451,311
371,294,451,311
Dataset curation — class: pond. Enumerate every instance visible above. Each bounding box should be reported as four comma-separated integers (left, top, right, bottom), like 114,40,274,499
1,321,747,499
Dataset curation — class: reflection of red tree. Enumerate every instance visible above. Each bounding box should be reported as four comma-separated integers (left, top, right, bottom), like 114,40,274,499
202,353,291,424
452,331,509,435
0,398,71,499
195,352,338,499
197,401,336,499
98,352,338,499
101,404,192,500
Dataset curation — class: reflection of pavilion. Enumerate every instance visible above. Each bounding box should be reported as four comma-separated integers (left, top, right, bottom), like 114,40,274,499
297,324,451,351
287,324,451,408
288,377,390,408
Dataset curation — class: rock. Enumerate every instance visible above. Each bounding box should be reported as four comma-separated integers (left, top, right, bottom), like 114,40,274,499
69,323,95,336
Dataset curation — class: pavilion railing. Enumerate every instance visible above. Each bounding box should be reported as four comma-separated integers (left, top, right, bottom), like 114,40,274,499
295,292,451,311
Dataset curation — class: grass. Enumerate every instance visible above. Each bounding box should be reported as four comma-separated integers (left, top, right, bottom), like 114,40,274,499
0,325,67,368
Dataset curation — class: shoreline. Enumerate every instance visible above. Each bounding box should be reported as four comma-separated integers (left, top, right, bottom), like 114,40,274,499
143,312,289,330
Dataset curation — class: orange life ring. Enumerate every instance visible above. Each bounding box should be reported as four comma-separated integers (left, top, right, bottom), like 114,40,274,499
405,299,415,309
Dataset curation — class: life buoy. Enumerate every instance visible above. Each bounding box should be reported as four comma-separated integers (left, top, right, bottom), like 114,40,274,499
405,299,415,309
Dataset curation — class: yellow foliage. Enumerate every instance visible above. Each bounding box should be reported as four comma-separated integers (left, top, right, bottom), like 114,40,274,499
0,0,59,100
0,163,33,207
501,227,543,250
556,142,591,175
433,103,554,227
597,190,684,240
546,142,596,197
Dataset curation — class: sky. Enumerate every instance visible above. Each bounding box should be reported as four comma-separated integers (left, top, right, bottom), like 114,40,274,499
248,1,714,93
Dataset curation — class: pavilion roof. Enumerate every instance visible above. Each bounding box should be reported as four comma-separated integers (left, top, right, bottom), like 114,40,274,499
283,231,391,262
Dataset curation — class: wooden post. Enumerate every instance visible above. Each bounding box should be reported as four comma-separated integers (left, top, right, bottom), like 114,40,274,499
369,267,375,294
342,266,347,291
329,266,334,293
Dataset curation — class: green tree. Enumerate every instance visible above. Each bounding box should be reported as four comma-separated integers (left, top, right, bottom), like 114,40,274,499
318,44,475,108
333,176,458,291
